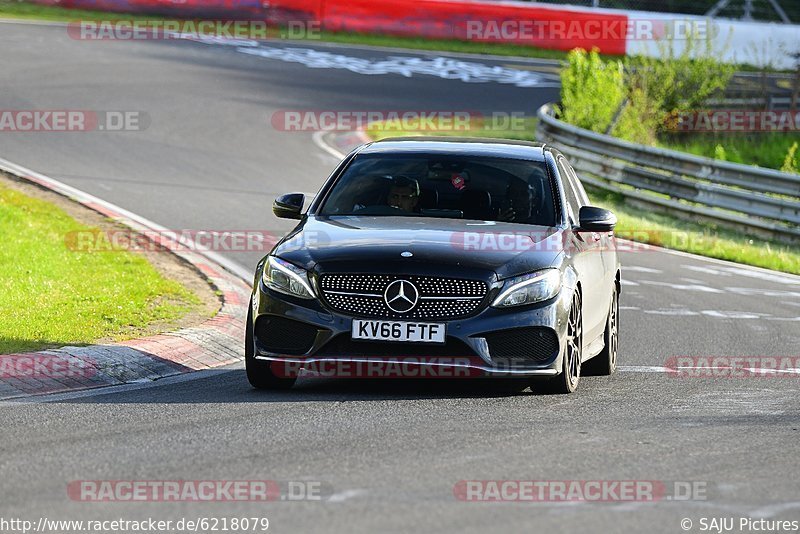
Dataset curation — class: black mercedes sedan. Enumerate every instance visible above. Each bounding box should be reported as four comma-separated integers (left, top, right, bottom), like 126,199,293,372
246,138,620,393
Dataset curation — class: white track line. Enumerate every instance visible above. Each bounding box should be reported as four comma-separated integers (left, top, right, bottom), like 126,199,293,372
0,18,67,26
4,362,794,405
312,130,348,160
618,366,671,373
618,239,800,282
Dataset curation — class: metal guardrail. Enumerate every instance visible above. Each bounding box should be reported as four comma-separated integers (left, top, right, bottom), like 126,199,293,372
535,103,800,244
707,97,794,110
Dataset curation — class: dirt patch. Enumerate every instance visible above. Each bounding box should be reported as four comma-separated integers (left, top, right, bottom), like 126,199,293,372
0,171,222,343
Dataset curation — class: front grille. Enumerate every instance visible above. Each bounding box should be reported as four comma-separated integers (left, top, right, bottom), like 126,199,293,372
254,315,322,355
319,274,488,320
482,327,560,365
315,335,477,359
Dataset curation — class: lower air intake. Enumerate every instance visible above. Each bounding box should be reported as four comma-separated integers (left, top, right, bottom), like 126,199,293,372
483,327,560,365
254,315,320,355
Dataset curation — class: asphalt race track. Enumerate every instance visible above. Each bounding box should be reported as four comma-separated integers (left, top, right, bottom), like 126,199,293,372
1,20,799,534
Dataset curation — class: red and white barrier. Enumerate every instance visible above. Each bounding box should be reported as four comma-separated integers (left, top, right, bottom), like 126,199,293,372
30,0,800,67
626,10,800,69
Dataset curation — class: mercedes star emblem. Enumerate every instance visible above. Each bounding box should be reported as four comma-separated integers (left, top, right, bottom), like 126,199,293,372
383,279,419,313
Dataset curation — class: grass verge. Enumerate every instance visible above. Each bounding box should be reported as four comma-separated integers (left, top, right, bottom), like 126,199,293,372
367,126,800,275
315,31,569,62
587,187,800,275
660,133,800,172
0,179,207,354
365,117,539,142
0,1,165,22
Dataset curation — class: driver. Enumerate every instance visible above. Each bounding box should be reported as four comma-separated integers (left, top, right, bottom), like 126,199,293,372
498,177,534,222
386,175,420,213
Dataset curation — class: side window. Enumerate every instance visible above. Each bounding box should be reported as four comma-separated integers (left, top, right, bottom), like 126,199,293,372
556,158,580,224
564,159,590,206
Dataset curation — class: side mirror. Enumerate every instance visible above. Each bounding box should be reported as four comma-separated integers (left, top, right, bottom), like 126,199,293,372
578,206,616,232
273,193,305,220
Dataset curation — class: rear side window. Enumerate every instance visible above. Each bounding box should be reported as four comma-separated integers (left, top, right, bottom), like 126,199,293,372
556,158,580,224
562,158,590,206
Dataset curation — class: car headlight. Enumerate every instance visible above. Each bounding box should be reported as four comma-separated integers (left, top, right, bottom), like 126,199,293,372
492,269,561,308
262,256,316,299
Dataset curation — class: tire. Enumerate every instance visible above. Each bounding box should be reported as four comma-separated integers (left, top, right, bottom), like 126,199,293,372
536,291,582,394
245,308,297,390
584,286,619,376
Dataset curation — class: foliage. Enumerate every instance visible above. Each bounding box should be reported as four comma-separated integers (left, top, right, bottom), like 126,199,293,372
560,33,735,147
557,48,626,133
781,142,799,174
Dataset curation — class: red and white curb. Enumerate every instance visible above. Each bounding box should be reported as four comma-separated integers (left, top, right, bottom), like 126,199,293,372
0,157,252,401
312,130,371,160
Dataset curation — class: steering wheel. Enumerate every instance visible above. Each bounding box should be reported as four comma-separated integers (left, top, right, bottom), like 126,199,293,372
353,204,414,216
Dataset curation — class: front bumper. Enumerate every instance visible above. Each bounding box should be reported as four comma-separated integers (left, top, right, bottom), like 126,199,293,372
250,279,572,378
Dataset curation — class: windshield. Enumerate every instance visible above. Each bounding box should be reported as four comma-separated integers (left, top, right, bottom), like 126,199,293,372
318,153,556,226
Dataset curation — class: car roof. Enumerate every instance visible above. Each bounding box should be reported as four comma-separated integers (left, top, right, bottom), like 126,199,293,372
359,137,548,161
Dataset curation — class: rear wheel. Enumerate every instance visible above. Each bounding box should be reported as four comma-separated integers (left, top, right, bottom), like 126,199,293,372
536,291,582,394
245,308,296,390
584,286,618,376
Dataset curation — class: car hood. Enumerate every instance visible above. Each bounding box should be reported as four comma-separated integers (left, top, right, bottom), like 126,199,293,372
272,216,564,280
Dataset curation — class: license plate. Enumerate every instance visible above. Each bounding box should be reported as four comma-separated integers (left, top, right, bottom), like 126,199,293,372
351,319,446,344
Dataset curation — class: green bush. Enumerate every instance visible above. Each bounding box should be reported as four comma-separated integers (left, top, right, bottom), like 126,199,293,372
714,144,727,162
611,88,660,145
559,34,734,147
782,142,799,174
558,48,625,133
628,34,734,114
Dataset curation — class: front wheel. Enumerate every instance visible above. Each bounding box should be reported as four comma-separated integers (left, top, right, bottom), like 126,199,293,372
584,286,618,376
245,309,296,390
536,291,582,394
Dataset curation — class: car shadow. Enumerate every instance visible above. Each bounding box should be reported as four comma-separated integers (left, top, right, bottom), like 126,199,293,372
52,368,549,404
